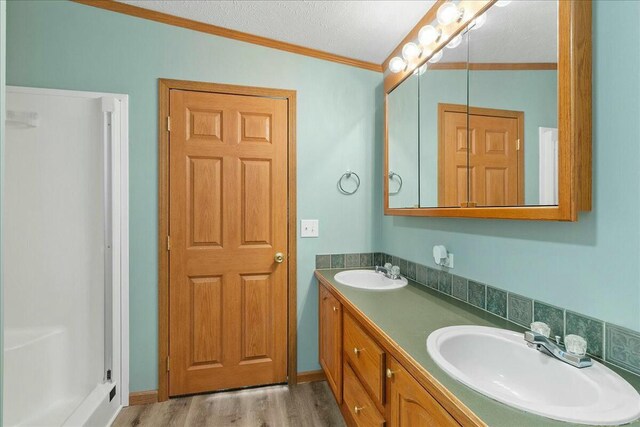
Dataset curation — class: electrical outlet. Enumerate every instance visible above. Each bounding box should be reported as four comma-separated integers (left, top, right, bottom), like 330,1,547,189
300,219,319,237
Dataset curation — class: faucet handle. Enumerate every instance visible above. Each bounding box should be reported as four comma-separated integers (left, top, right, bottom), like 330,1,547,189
390,265,400,278
384,262,392,270
530,321,551,338
565,334,587,356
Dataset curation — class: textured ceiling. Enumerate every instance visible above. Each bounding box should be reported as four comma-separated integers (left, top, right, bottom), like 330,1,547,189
442,1,558,64
117,0,436,64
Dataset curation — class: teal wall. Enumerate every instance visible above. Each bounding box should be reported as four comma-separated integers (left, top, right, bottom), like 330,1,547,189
388,73,418,208
6,0,382,392
381,1,640,332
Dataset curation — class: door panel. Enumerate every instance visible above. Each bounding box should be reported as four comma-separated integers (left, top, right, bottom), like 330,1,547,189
468,113,521,206
169,89,288,396
440,106,523,207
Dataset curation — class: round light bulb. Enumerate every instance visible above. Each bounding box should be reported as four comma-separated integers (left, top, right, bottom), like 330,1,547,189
402,42,422,61
446,34,462,49
389,57,407,73
495,0,511,6
414,63,428,76
437,2,462,25
418,25,441,46
470,13,487,30
428,50,444,64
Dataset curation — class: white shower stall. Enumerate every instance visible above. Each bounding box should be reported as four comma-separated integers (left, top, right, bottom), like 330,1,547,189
3,86,129,426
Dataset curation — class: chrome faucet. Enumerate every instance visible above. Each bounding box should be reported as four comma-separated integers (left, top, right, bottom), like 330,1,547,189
375,265,400,280
524,331,593,368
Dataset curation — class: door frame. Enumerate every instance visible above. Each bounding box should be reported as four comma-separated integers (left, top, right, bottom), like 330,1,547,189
157,78,297,401
438,103,525,206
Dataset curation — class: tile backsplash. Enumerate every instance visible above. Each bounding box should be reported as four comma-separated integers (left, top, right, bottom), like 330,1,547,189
316,252,640,376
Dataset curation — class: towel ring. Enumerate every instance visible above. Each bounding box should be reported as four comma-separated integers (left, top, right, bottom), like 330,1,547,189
338,170,360,195
389,171,403,195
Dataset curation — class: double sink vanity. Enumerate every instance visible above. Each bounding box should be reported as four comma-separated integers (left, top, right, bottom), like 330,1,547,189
316,268,640,427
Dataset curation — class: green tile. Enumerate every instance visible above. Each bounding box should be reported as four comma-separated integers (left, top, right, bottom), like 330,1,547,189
315,254,331,269
487,286,507,318
398,258,408,275
533,301,564,339
426,267,439,289
565,311,604,358
384,253,392,264
406,262,416,280
508,293,533,327
468,281,486,309
359,253,373,267
416,264,427,285
330,254,345,269
438,271,452,295
452,275,468,301
374,253,384,267
391,255,400,266
345,253,360,268
606,324,640,375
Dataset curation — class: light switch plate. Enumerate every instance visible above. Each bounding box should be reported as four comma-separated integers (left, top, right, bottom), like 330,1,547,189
300,219,319,238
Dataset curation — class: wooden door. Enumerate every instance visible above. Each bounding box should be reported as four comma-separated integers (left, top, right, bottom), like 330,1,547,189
439,104,523,207
388,357,460,427
168,89,288,396
319,284,342,402
468,111,522,206
439,108,469,207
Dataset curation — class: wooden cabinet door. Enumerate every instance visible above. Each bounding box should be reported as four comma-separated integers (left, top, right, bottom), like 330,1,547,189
319,284,342,402
388,357,460,427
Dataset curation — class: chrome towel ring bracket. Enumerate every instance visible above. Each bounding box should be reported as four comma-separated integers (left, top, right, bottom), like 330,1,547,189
338,170,360,195
389,171,403,195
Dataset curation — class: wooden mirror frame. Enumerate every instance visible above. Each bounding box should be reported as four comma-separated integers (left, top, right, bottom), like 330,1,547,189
383,0,591,221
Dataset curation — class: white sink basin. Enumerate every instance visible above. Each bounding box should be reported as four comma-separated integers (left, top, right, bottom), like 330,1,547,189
334,270,407,291
427,325,640,425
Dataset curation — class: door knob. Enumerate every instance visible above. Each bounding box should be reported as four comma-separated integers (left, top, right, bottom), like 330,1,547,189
274,252,285,263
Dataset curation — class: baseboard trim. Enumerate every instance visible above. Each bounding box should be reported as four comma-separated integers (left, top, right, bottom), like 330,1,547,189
128,372,325,405
129,390,159,406
297,370,326,384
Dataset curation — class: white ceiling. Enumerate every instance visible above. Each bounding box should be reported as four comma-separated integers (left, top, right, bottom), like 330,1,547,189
442,1,558,64
117,0,436,64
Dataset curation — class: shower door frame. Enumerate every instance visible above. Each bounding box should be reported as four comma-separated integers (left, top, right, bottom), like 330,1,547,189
5,85,131,410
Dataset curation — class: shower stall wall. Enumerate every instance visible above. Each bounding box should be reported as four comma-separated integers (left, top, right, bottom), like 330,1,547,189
3,86,129,427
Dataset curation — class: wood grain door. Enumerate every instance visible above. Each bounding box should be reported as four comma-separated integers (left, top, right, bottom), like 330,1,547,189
468,111,522,206
388,357,460,427
439,109,469,207
168,89,288,396
439,104,523,207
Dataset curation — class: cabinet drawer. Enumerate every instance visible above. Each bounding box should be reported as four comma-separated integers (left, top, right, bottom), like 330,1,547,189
343,312,385,404
343,362,385,427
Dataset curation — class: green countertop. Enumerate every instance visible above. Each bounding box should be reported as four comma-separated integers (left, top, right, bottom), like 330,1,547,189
315,268,640,427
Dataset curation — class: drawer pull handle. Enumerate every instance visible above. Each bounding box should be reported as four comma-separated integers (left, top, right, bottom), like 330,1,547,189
353,347,363,356
386,368,396,379
333,306,338,312
354,405,364,415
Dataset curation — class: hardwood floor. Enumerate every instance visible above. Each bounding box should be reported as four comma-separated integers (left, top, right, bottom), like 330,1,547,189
113,382,346,427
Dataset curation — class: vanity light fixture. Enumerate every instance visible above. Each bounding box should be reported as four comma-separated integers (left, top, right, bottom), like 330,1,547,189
428,50,444,63
495,0,512,6
402,42,422,61
437,2,464,26
446,34,463,49
470,12,487,30
418,25,442,46
389,56,407,73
